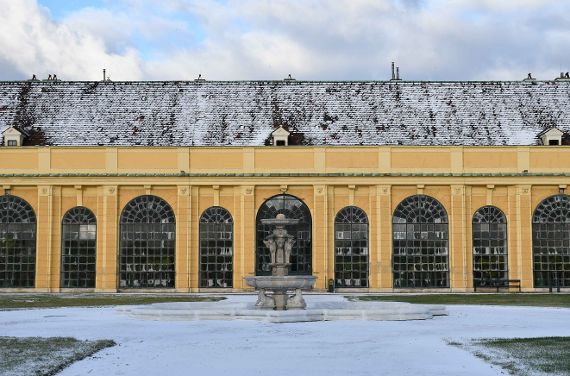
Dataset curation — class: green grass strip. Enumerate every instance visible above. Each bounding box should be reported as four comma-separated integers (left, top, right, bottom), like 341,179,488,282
352,294,570,307
0,294,223,310
452,337,570,376
0,336,115,376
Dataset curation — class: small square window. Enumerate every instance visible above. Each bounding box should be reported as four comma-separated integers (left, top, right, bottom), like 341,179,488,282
549,139,560,145
275,140,286,146
7,140,17,146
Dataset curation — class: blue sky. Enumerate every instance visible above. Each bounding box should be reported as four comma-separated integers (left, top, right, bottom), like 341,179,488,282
38,0,108,18
1,0,569,81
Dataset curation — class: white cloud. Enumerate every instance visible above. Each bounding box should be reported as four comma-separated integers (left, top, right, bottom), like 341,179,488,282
0,0,569,81
0,0,142,80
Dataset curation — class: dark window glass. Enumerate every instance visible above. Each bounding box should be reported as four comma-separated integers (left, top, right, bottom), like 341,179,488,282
256,194,312,276
7,140,17,146
334,206,369,288
61,207,96,288
199,207,233,288
532,195,570,288
392,195,449,288
0,195,36,288
472,206,508,288
119,195,175,288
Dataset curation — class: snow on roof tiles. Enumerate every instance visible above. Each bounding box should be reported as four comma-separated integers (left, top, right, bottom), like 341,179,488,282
0,80,569,146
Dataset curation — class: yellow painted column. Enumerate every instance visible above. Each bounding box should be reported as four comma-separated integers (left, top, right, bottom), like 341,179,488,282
97,185,118,291
176,186,190,291
189,186,199,291
35,186,52,291
237,186,255,289
378,185,392,290
450,185,467,291
313,185,327,289
517,185,533,289
464,185,475,290
506,186,518,286
49,187,62,290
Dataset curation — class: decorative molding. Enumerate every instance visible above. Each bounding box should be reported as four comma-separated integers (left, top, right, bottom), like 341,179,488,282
105,186,117,196
242,186,254,196
280,185,288,193
178,186,189,196
314,185,326,196
451,185,464,195
39,186,52,197
517,185,531,195
75,185,83,206
378,185,390,195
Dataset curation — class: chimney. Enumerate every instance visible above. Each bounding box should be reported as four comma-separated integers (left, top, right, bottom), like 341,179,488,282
396,67,400,80
391,62,395,80
103,69,106,81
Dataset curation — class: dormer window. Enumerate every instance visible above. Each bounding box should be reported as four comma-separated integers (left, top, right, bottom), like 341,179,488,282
271,126,290,146
537,127,564,146
2,126,26,147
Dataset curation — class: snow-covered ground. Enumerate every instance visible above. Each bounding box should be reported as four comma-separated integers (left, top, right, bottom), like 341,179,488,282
1,295,569,376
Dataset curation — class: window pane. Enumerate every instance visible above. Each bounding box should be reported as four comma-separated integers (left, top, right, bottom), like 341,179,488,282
119,195,176,288
256,195,312,276
334,206,369,288
392,195,449,288
199,207,233,288
533,195,570,287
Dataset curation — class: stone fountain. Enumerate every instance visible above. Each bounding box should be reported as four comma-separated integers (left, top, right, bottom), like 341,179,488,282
120,215,448,322
244,214,316,310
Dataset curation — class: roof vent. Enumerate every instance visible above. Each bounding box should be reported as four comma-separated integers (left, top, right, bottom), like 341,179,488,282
194,74,206,83
555,72,570,81
271,126,290,146
284,74,296,82
524,73,536,81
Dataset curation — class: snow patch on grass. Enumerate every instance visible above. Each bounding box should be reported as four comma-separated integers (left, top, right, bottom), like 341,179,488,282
449,337,570,376
0,336,115,376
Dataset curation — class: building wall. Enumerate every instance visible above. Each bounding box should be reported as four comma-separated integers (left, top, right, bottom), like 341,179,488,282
1,146,569,292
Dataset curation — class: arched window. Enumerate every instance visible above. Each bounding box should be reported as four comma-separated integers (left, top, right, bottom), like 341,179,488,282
392,195,449,288
199,207,233,288
533,195,570,288
472,206,508,288
256,194,312,276
119,195,175,288
61,207,96,288
334,206,369,288
0,195,36,288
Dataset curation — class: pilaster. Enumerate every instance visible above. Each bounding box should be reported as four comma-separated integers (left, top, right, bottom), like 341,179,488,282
96,185,118,291
313,185,327,289
35,186,52,290
176,185,191,291
450,185,467,290
516,185,533,289
238,185,255,289
377,185,392,289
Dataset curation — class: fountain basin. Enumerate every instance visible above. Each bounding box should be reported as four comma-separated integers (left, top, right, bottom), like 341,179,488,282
244,275,316,290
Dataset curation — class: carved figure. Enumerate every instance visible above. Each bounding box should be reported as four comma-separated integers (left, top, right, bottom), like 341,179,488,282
264,223,295,265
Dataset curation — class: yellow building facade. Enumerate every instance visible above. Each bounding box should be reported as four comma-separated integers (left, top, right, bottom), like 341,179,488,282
1,145,569,292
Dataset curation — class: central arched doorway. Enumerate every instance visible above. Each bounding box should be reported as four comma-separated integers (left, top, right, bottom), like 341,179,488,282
256,194,312,276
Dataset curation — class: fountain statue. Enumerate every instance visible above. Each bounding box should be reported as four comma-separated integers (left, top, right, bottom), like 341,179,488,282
245,213,316,310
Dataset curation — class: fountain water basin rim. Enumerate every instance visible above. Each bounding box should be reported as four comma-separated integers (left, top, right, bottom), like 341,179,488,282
244,275,317,290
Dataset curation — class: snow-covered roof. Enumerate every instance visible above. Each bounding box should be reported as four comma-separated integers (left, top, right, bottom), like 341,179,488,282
0,80,569,146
